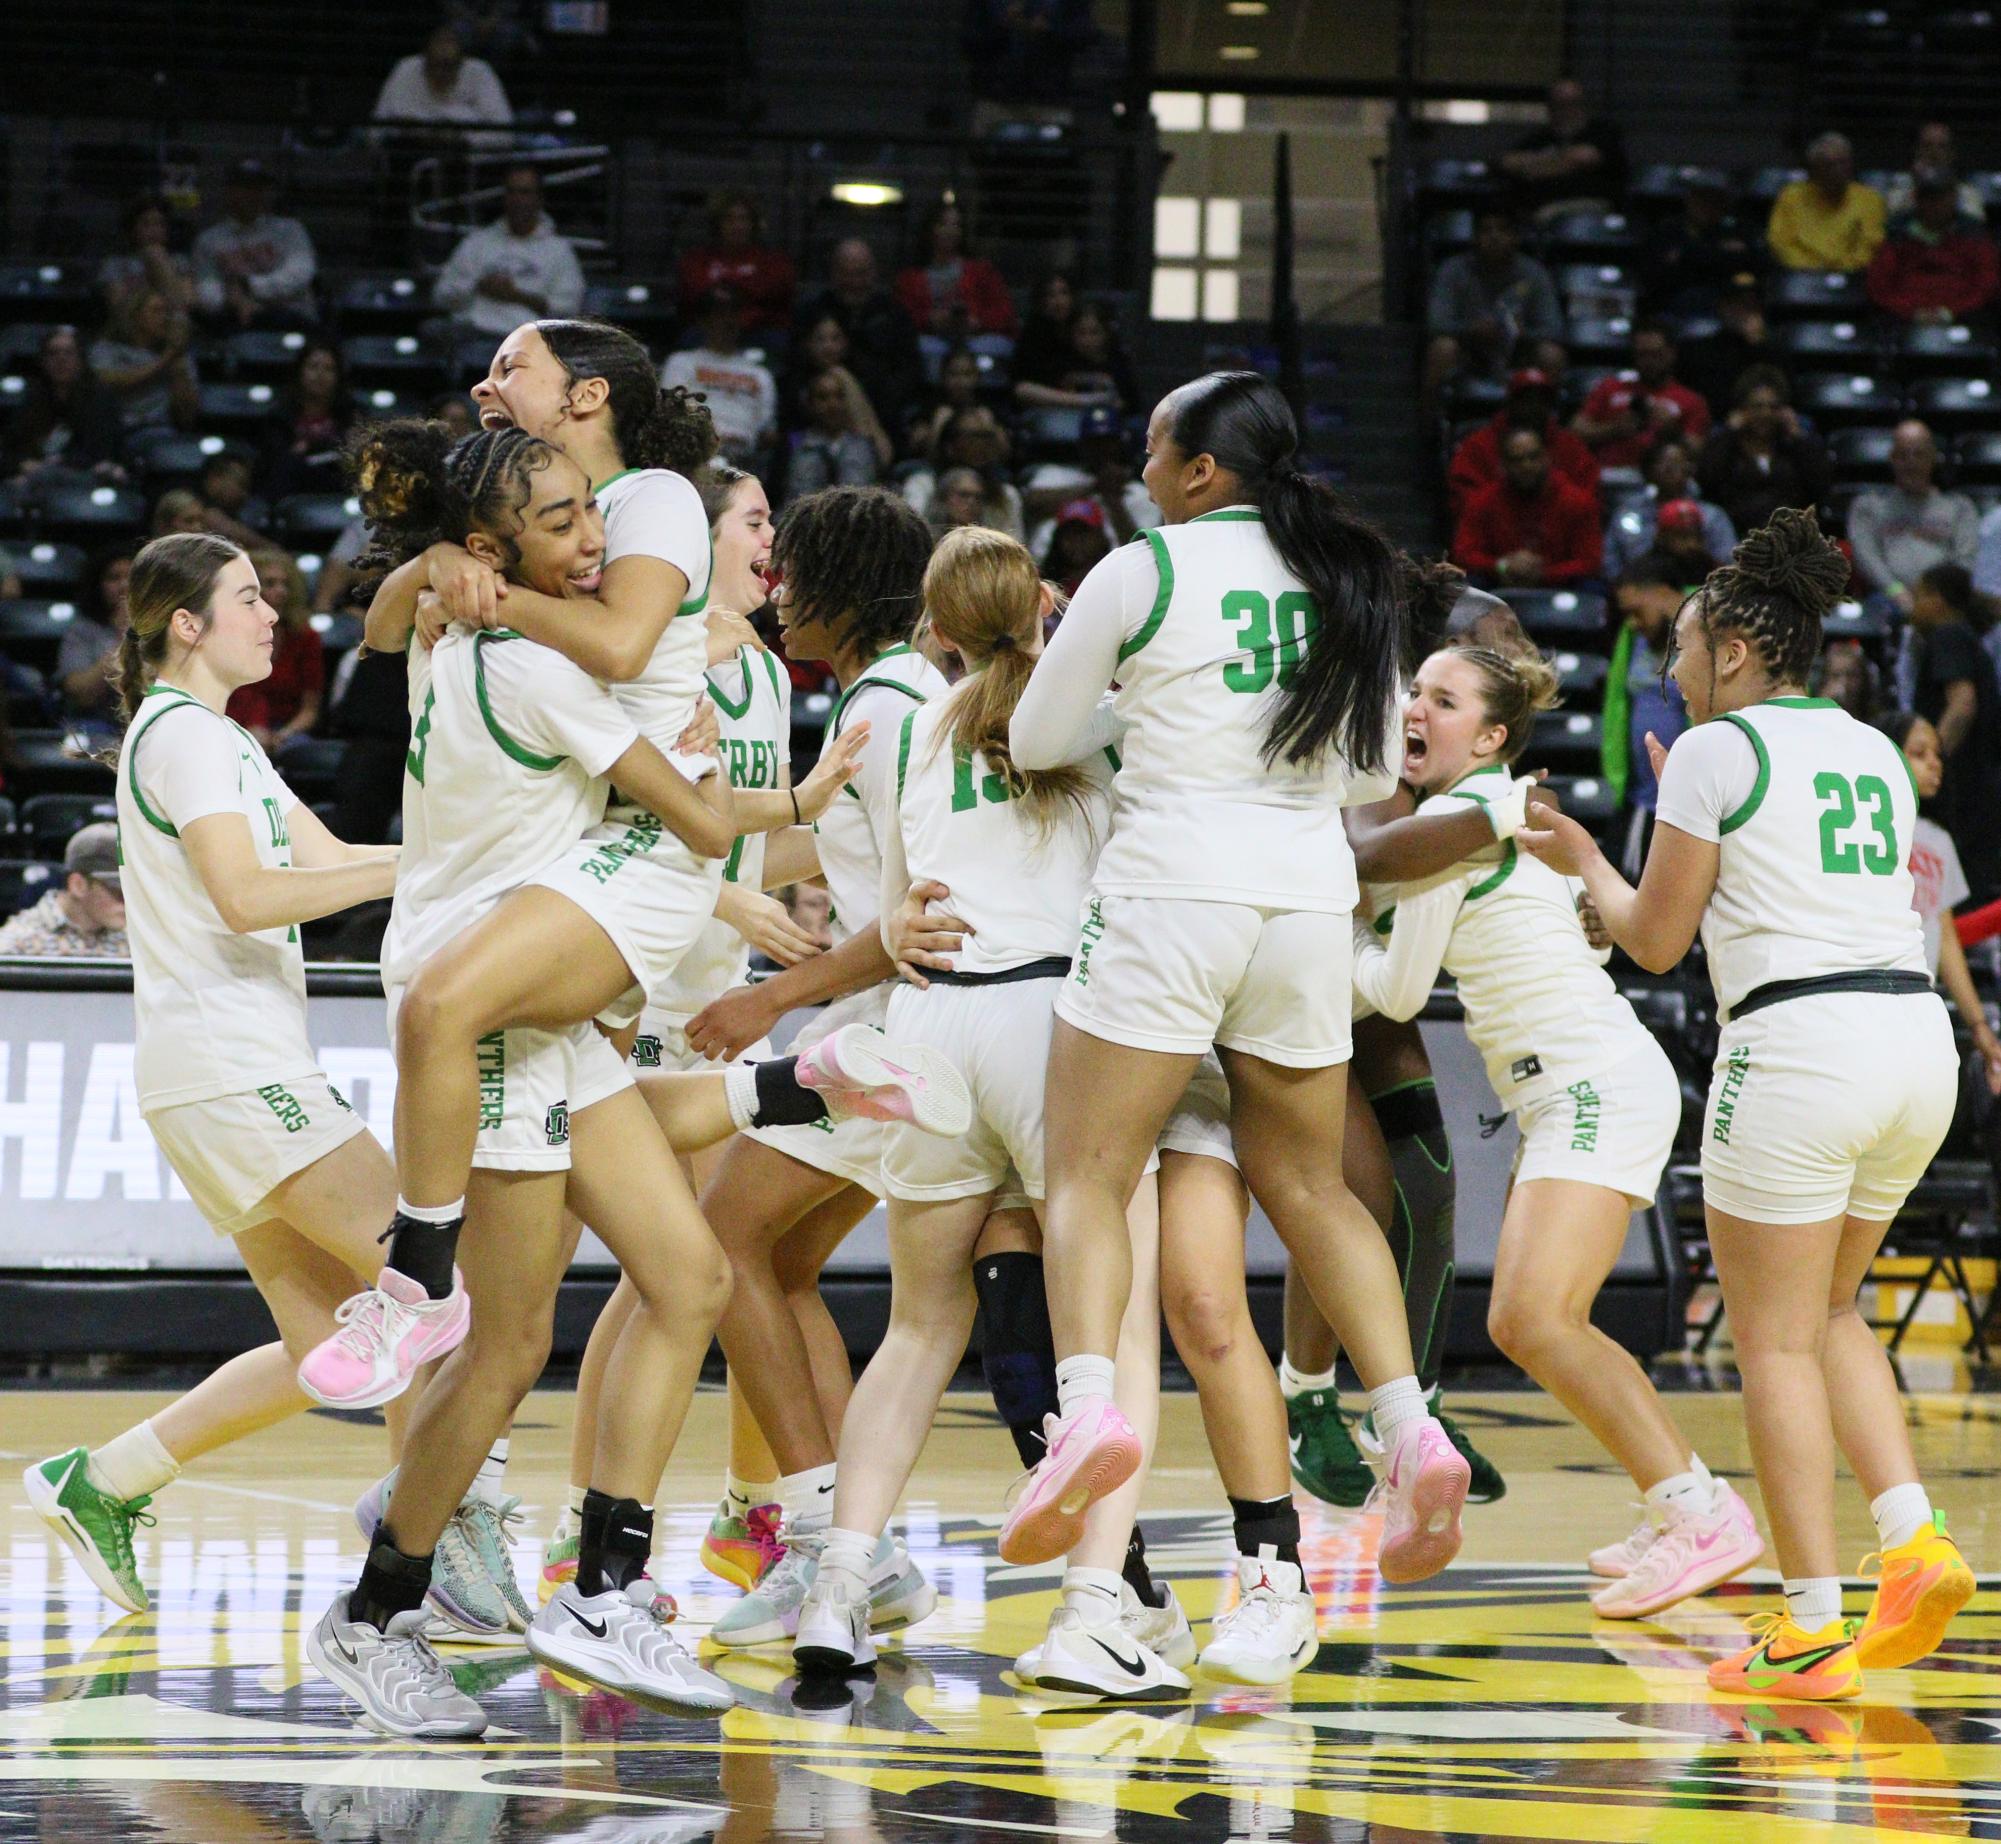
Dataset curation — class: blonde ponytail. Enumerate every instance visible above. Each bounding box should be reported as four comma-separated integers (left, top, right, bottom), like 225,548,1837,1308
1448,640,1562,765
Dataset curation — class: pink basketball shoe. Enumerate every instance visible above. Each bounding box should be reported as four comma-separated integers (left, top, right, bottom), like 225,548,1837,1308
997,1399,1143,1566
1376,1417,1470,1584
298,1268,471,1410
793,1025,971,1136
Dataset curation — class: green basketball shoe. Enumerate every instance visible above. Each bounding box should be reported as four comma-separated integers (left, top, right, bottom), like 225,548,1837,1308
1286,1390,1374,1508
23,1447,154,1613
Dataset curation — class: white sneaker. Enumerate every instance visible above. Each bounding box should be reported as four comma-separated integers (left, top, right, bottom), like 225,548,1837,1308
307,1594,487,1738
794,1571,878,1674
1019,1580,1196,1678
1588,1508,1663,1579
1020,1604,1189,1701
527,1579,733,1712
1198,1555,1319,1685
1590,1484,1764,1620
711,1529,935,1648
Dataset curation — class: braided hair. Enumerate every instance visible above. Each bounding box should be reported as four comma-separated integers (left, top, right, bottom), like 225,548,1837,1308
345,419,561,578
1689,507,1849,689
771,485,932,656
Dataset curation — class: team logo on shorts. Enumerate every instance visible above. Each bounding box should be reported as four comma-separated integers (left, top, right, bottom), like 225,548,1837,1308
1711,1044,1751,1145
256,1084,309,1135
476,1031,507,1132
329,1084,353,1113
545,1102,571,1146
1566,1078,1601,1153
632,1035,663,1068
1073,897,1106,987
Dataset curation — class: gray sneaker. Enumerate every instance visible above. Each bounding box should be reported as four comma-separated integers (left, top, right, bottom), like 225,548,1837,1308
307,1593,488,1738
458,1494,533,1632
711,1530,936,1649
527,1580,733,1712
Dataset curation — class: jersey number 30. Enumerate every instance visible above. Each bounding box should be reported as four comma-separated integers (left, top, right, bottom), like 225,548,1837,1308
1221,590,1318,695
1813,771,1898,876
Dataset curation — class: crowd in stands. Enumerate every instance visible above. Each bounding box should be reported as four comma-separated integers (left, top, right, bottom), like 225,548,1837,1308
0,28,1157,952
1426,81,2001,944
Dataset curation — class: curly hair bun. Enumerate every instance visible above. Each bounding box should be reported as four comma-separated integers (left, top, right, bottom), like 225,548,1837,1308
1729,507,1849,616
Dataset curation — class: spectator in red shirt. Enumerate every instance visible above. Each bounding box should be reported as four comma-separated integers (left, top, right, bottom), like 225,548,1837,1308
1866,167,2001,325
894,200,1018,339
1570,318,1712,469
226,550,325,753
1447,367,1600,516
677,190,797,333
1453,426,1604,589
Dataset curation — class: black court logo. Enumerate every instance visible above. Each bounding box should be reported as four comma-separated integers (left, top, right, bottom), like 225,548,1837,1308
546,1102,571,1146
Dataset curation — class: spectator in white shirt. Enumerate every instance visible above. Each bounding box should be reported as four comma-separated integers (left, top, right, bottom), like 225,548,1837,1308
433,165,585,340
191,161,319,327
660,287,777,466
1020,404,1159,554
373,24,514,131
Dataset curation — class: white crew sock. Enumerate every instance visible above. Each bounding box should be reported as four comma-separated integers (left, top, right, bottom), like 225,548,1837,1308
1870,1481,1933,1551
1278,1357,1337,1399
394,1194,463,1225
569,1482,587,1516
779,1463,838,1534
1054,1354,1116,1421
88,1421,180,1503
1368,1374,1426,1450
471,1439,509,1507
1784,1576,1844,1631
1061,1565,1125,1626
817,1524,875,1596
1644,1469,1714,1519
727,1470,779,1516
723,1063,760,1131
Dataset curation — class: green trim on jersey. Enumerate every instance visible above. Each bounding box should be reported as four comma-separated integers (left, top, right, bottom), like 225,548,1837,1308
1104,742,1122,773
1189,507,1264,523
1441,763,1508,807
125,691,207,838
1120,529,1174,661
896,708,918,802
473,633,564,771
1464,841,1517,900
677,526,712,618
1895,746,1921,807
1716,711,1771,836
832,645,929,799
1766,696,1839,710
706,646,755,719
760,646,784,702
594,467,642,491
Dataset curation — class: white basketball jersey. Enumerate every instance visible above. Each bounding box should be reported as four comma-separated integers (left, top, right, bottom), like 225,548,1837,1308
814,644,950,948
1097,509,1394,912
117,687,316,1108
597,468,714,829
893,696,1117,973
650,643,792,1020
1658,698,1929,1017
382,629,638,996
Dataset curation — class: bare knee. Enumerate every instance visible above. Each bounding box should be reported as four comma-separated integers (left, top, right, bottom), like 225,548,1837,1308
633,1240,734,1334
398,954,489,1056
1166,1284,1252,1369
465,1315,555,1398
773,1235,830,1296
1487,1288,1579,1368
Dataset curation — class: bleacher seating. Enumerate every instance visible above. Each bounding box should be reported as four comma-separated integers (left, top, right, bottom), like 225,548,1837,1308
1507,589,1609,644
0,602,86,671
19,793,117,859
11,543,86,595
0,857,61,921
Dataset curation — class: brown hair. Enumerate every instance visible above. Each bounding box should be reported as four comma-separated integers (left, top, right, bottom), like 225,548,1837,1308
115,533,245,722
695,460,754,529
1446,640,1561,765
921,526,1094,836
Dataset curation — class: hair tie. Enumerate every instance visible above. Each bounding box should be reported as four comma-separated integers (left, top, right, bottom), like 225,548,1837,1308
989,631,1018,652
1269,454,1300,481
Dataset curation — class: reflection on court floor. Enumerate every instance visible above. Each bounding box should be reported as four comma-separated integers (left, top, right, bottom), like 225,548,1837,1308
3,1388,1998,1841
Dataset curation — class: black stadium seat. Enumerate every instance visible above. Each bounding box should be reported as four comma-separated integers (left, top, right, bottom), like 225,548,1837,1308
340,334,450,393
0,796,16,843
1539,210,1641,259
1794,372,1903,428
29,478,147,539
19,792,117,859
1772,318,1875,371
273,493,362,548
583,280,679,347
126,429,247,488
1953,431,2001,482
11,541,86,595
1823,598,1893,644
196,380,281,435
224,328,313,383
1505,588,1609,644
0,856,62,920
0,262,94,324
1550,649,1610,702
1766,268,1867,319
1828,426,1899,480
0,599,83,671
6,730,112,794
333,272,429,333
1528,709,1605,771
1907,375,2001,432
1897,322,1996,376
1542,774,1620,826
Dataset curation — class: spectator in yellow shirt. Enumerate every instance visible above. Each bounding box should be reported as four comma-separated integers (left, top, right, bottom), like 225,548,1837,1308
1767,132,1887,271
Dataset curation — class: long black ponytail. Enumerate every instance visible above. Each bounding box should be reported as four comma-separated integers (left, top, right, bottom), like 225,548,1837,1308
1167,371,1404,771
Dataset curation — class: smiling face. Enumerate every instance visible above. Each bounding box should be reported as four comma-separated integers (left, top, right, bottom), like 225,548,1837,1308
472,324,576,439
710,474,773,613
1902,715,1944,800
465,450,604,598
1401,650,1509,792
183,553,278,691
1664,593,1759,723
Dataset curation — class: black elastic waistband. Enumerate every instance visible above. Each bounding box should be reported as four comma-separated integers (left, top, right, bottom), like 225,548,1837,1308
924,955,1073,987
1732,968,1934,1020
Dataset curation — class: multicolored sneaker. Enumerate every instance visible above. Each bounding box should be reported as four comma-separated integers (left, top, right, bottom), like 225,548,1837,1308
1287,1389,1373,1508
351,1471,507,1636
709,1530,934,1648
539,1525,577,1606
1591,1484,1763,1620
793,1024,972,1136
1375,1417,1469,1585
999,1399,1143,1566
459,1494,533,1632
1854,1511,1975,1670
297,1267,471,1411
700,1499,784,1592
22,1449,154,1614
1707,1613,1861,1701
1430,1397,1506,1504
